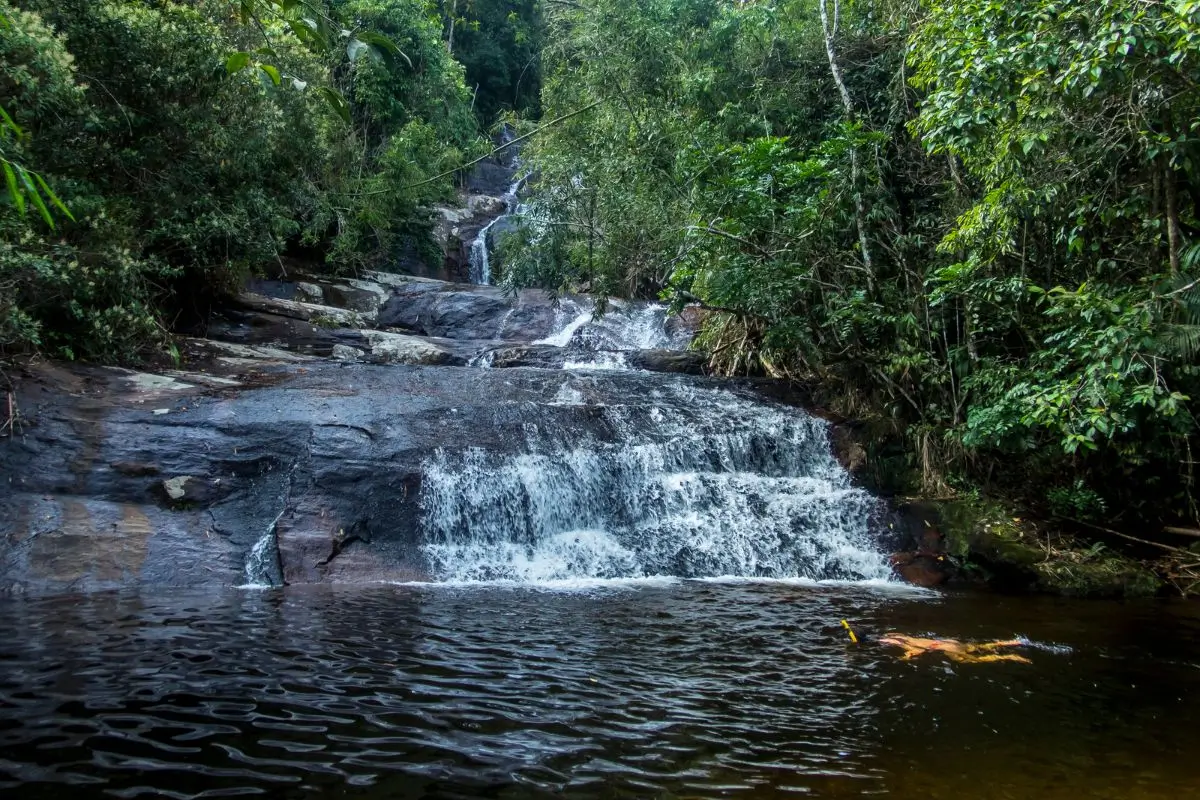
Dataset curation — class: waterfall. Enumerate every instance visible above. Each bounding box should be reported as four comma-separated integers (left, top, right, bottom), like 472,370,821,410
240,510,285,589
536,299,687,351
468,175,526,286
417,382,891,584
526,299,691,370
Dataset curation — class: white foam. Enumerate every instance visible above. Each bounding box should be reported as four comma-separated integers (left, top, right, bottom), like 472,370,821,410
240,510,284,588
389,575,685,593
535,307,593,347
417,384,894,584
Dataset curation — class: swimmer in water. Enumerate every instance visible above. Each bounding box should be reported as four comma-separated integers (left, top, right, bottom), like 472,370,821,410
877,633,1031,664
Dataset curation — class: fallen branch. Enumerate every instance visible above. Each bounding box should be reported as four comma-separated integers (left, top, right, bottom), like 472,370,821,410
1071,518,1194,557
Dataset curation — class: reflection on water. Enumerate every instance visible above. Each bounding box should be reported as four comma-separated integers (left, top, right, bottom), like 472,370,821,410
0,582,1198,799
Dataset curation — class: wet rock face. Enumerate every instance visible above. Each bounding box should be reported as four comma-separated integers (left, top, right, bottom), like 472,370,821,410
377,281,560,341
481,345,708,375
0,362,755,595
0,264,739,595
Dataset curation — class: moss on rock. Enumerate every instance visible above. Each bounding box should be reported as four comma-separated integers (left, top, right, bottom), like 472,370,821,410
932,497,1162,598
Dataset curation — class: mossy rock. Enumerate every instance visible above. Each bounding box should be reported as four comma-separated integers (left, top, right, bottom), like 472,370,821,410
1033,558,1160,598
931,497,1163,598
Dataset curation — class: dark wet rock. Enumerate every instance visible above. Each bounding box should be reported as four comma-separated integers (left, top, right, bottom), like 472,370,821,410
828,425,868,476
624,349,708,375
204,308,372,356
889,552,949,587
111,461,161,477
0,361,801,594
160,475,228,507
231,293,376,327
466,162,518,197
378,281,559,341
323,280,390,314
476,345,707,375
484,344,573,369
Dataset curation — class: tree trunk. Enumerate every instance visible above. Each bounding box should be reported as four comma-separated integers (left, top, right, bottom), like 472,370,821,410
1167,164,1183,275
819,0,873,281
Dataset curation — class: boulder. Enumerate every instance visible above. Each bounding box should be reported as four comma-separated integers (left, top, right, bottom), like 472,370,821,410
295,282,324,303
232,293,376,328
624,349,708,375
331,344,365,362
362,331,458,366
377,282,560,340
482,344,571,369
890,552,949,587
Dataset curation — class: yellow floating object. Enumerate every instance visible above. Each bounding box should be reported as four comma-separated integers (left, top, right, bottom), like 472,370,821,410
840,619,858,644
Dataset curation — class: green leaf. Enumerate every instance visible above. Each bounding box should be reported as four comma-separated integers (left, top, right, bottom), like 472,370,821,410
0,104,23,139
258,63,281,86
225,51,252,75
33,172,74,222
346,38,370,63
316,87,351,124
3,159,24,215
353,31,413,68
16,165,52,228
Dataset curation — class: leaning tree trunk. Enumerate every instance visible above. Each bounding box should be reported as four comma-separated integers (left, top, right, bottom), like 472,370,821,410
819,0,874,280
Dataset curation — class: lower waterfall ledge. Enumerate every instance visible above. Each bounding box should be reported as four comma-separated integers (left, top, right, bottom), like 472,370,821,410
1,359,902,595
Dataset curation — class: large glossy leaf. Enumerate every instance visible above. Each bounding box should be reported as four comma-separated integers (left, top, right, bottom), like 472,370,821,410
353,31,413,68
2,160,23,215
0,104,22,138
33,172,74,221
16,165,53,228
225,51,252,74
316,87,351,124
346,38,370,63
258,63,282,86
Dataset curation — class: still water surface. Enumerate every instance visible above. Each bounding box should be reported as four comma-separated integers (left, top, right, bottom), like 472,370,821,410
1,581,1198,799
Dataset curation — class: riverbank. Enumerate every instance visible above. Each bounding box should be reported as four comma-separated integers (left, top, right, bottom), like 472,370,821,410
885,497,1167,597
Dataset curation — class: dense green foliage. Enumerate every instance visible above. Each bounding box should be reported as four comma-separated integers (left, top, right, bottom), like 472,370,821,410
440,0,543,123
0,0,483,359
508,0,1200,536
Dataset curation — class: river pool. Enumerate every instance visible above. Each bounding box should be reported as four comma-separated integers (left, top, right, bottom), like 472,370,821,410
1,581,1197,799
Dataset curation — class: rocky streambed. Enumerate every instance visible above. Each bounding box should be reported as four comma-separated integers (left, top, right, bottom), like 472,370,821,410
4,268,904,594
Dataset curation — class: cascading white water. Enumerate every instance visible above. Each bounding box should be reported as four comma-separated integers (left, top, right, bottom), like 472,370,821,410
536,298,687,351
530,298,690,370
240,510,285,589
417,382,892,584
468,175,526,285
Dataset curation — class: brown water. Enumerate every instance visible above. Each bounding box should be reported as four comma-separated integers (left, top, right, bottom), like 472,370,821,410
0,580,1197,799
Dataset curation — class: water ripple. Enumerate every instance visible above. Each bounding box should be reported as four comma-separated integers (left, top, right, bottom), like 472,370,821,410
0,585,1199,799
